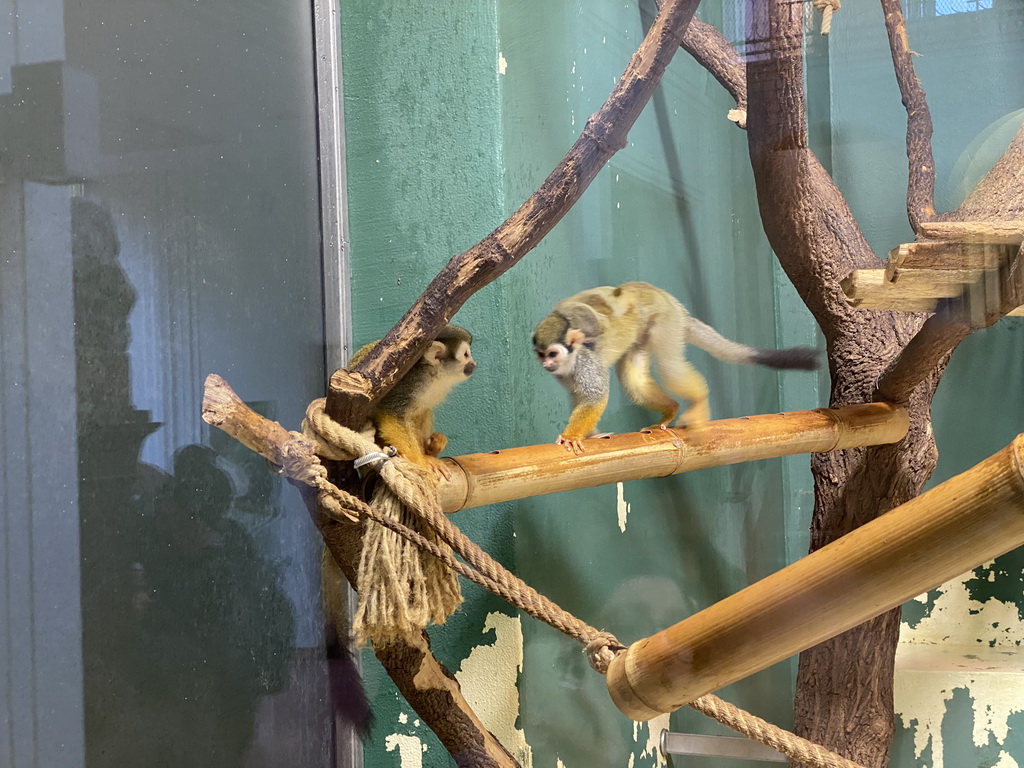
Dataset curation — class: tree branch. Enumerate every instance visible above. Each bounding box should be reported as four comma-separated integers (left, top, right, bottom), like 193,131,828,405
944,121,1024,221
880,0,937,232
653,0,746,127
681,19,747,126
313,494,522,768
325,0,703,427
202,375,520,767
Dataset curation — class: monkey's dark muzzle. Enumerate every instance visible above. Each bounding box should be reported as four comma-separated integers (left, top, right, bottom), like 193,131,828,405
464,362,477,376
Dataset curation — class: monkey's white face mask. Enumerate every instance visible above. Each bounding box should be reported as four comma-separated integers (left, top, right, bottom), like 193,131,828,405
538,342,585,378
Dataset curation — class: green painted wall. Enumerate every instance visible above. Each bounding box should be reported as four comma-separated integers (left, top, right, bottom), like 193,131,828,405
339,0,522,762
341,1,1022,767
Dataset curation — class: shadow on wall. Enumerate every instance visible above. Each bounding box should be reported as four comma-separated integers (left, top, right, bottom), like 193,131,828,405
72,198,299,767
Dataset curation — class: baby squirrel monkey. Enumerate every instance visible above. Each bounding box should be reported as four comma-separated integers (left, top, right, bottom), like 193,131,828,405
351,324,476,478
533,282,818,454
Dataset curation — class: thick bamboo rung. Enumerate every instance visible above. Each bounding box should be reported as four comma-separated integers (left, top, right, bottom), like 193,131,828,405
436,404,908,514
606,435,1024,720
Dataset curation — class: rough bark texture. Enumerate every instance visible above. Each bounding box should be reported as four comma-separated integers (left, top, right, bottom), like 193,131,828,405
880,0,937,231
325,0,703,428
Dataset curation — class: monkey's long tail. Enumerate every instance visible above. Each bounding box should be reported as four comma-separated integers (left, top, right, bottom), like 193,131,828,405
686,318,819,370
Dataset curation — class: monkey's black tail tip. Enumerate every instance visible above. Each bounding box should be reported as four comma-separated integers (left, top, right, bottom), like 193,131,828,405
328,643,374,739
754,346,820,371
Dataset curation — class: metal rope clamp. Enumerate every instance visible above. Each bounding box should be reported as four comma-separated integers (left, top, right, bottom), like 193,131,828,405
353,447,397,476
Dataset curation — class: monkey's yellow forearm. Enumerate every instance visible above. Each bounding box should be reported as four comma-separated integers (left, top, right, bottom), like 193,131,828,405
375,412,427,465
562,397,609,441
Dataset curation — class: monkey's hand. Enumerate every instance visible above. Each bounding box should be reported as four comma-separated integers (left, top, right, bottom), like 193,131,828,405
425,456,452,481
556,434,587,455
558,398,608,456
423,432,448,457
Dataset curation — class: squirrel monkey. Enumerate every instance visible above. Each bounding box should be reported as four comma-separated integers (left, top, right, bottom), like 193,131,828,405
351,324,476,478
532,282,818,454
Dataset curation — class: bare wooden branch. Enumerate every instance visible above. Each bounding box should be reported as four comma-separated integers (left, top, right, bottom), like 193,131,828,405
880,0,937,231
655,0,747,126
325,0,703,428
203,374,519,765
201,373,297,463
681,19,747,126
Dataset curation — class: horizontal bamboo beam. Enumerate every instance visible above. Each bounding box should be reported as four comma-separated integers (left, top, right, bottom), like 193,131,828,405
606,434,1024,720
436,404,909,514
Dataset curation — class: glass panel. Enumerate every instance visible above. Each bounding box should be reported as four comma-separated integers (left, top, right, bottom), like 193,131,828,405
0,1,333,766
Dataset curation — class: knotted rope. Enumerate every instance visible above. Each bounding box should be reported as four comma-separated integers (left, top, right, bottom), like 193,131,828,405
812,0,841,35
294,399,461,646
281,399,866,768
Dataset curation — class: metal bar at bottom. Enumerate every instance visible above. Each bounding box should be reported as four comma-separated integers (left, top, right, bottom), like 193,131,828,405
660,731,787,763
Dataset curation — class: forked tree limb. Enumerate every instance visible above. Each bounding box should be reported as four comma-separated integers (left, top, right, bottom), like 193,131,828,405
880,0,937,232
325,0,703,428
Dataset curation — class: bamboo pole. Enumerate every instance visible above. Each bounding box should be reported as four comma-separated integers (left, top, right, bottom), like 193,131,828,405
605,435,1024,721
436,404,909,514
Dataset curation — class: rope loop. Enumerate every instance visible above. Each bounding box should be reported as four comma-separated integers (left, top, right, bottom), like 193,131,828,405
585,631,626,675
812,0,840,35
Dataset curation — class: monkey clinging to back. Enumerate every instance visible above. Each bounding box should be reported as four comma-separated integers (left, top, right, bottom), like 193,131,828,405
532,282,818,454
351,324,476,478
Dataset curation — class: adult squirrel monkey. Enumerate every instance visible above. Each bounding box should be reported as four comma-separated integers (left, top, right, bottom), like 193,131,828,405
350,324,476,478
532,282,818,454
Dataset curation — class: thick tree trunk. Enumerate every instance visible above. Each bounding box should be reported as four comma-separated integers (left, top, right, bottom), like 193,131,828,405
744,1,949,765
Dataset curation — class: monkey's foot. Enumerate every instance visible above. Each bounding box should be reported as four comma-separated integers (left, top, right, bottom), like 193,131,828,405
643,421,673,432
556,435,586,455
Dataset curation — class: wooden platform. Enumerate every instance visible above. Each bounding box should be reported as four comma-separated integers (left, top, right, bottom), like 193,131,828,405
842,221,1024,318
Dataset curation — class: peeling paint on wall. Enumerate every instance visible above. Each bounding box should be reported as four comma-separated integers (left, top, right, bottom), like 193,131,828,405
384,732,426,767
456,612,534,766
895,565,1024,768
632,713,670,767
616,481,631,533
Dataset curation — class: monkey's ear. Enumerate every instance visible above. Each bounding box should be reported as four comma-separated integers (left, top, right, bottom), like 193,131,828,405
422,341,448,366
565,328,587,349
